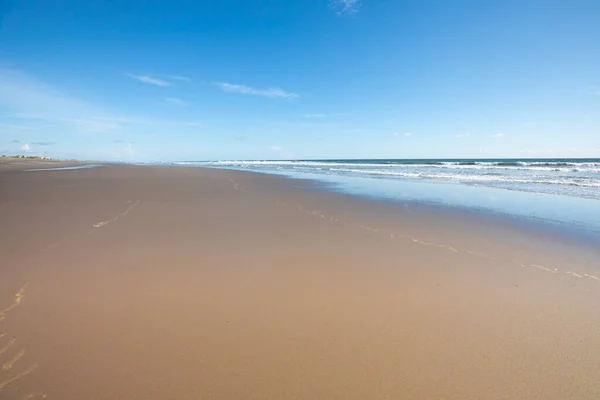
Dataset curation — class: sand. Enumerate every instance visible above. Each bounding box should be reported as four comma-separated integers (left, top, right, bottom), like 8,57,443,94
1,163,599,399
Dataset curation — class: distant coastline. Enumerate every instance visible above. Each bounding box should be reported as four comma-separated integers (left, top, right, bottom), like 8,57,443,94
0,155,83,172
1,154,55,160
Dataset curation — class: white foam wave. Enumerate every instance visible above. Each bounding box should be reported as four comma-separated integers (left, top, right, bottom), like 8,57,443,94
329,168,600,188
178,159,600,199
186,160,600,173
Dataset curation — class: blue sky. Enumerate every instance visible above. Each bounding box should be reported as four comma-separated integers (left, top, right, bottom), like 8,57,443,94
1,0,599,161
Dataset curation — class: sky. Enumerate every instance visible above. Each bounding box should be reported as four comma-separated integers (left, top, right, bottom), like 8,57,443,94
1,0,599,161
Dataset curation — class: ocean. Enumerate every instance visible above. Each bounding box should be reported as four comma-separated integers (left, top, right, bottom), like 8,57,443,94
178,158,600,200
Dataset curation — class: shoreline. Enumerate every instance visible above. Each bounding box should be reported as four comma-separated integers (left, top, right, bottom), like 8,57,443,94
187,158,600,200
249,166,600,272
184,165,600,256
1,163,599,399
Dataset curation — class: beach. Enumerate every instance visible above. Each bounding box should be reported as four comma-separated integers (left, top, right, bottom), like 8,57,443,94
1,162,600,399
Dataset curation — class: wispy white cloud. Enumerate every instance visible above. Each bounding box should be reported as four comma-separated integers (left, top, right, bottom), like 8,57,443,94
20,143,31,152
330,0,361,14
166,75,192,82
269,145,283,151
404,132,412,137
165,97,187,106
0,68,125,133
109,141,135,159
393,132,412,137
455,133,470,138
129,74,171,87
124,142,135,156
31,141,56,146
0,68,201,134
491,133,505,138
213,82,299,99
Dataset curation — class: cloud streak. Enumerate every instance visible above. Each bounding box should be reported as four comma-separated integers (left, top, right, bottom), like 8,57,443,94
165,97,187,106
330,0,361,14
124,142,135,156
166,75,192,82
0,68,202,134
129,74,171,87
0,68,124,133
31,141,56,146
213,82,299,99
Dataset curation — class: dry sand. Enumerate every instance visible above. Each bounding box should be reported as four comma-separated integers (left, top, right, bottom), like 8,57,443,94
1,163,599,399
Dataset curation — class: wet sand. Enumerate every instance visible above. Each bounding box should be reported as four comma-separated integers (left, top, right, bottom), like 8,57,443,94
1,163,599,399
